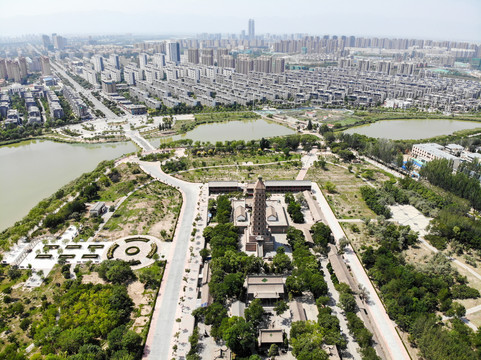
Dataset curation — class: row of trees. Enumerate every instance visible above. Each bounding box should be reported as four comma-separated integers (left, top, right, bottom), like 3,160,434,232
359,186,392,218
212,195,232,224
420,159,481,211
286,227,349,359
186,134,319,157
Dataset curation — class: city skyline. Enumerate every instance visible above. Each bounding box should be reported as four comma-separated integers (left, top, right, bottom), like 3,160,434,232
0,0,480,42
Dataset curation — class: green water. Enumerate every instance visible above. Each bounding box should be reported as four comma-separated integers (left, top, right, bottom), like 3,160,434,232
0,140,136,231
149,118,296,147
1,119,295,231
343,119,481,140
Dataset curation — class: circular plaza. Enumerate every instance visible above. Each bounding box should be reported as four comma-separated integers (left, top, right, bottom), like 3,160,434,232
102,235,164,269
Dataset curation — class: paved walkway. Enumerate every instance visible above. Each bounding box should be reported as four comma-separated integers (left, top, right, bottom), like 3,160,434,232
125,130,157,152
311,182,410,360
169,184,209,358
319,257,361,359
137,161,201,360
296,149,318,180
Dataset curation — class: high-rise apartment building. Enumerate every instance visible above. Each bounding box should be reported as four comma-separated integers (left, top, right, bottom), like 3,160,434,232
216,48,229,66
42,35,51,49
236,55,253,75
153,53,166,68
220,55,235,68
248,19,255,40
0,59,7,79
139,53,148,69
187,49,199,64
6,60,21,83
166,42,180,64
272,58,285,73
18,57,28,79
41,57,52,76
254,56,272,73
109,54,120,69
200,49,214,66
52,34,67,50
93,55,104,72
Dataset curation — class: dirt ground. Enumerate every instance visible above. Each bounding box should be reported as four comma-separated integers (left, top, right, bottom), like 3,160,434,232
98,182,181,240
81,273,106,285
306,162,387,219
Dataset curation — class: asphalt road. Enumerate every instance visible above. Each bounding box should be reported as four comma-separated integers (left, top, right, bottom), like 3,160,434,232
138,161,201,360
311,182,410,360
50,61,119,119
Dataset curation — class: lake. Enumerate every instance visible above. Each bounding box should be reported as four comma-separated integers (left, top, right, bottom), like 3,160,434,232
0,140,136,231
343,119,481,140
149,118,295,147
0,119,295,231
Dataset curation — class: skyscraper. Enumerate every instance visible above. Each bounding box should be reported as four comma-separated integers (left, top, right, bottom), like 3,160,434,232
42,35,51,49
248,19,255,40
166,42,180,64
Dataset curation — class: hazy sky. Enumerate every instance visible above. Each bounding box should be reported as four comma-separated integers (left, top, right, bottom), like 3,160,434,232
0,0,480,42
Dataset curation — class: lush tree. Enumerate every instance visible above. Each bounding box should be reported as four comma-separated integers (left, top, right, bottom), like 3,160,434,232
274,300,289,315
97,260,136,284
244,299,265,328
272,247,292,273
324,181,336,194
339,292,357,313
222,317,256,357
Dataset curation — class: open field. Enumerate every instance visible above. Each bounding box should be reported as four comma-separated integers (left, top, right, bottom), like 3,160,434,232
99,181,182,240
174,160,302,182
287,109,362,127
187,151,301,168
306,162,389,219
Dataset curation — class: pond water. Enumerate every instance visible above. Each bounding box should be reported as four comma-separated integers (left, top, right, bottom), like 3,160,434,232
149,118,295,147
1,119,295,231
343,119,481,140
0,140,136,231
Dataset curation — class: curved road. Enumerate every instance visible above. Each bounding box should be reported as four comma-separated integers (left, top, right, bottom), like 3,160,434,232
138,161,201,360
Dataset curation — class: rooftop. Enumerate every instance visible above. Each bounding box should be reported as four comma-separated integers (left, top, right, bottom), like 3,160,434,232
259,329,284,344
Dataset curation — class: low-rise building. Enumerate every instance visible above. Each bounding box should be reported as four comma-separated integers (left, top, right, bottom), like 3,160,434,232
5,109,20,125
411,143,460,168
245,275,285,304
90,202,106,217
